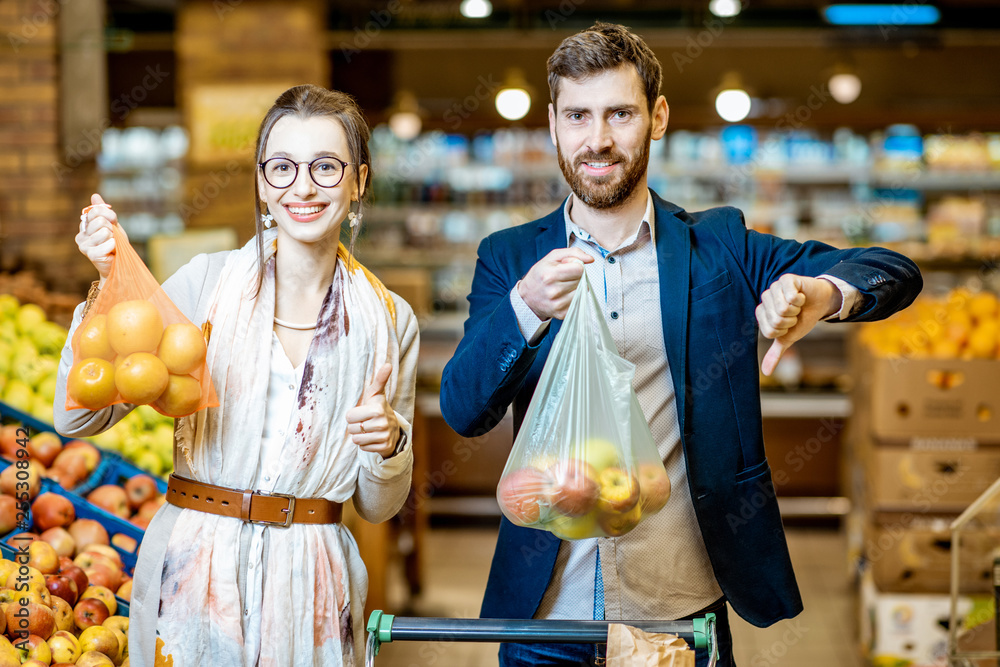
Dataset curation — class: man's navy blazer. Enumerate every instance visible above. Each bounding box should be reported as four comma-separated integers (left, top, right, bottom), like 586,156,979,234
440,191,921,628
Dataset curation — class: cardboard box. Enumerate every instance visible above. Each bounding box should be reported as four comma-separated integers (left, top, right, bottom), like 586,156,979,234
859,569,993,666
866,513,1000,593
868,356,1000,443
866,444,1000,513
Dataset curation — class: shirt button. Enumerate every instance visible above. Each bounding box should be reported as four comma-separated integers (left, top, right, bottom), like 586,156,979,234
608,256,616,264
610,311,619,320
264,475,271,482
288,383,295,391
245,609,249,616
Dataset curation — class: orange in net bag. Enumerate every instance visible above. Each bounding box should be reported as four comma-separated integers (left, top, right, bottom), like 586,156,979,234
66,217,219,417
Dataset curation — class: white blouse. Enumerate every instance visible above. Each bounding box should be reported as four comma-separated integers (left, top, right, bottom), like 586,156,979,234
240,332,307,661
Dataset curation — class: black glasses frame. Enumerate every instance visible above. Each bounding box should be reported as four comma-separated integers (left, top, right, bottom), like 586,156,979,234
258,156,352,189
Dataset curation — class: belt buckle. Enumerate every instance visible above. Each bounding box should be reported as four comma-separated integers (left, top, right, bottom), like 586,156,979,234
253,491,296,528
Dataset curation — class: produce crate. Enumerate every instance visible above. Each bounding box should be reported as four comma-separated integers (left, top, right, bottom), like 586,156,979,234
865,441,1000,513
867,356,1000,443
859,567,992,666
90,451,168,495
0,400,109,495
865,511,1000,594
0,465,145,571
0,400,64,440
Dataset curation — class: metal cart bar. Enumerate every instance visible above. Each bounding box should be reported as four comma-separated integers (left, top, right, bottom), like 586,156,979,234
365,611,717,667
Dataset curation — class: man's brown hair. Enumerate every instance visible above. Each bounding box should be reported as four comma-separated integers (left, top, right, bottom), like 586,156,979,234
547,22,663,111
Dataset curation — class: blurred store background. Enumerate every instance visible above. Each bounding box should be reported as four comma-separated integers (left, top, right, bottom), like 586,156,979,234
2,1,1000,665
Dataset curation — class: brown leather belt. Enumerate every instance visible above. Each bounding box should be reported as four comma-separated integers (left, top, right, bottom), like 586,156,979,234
166,474,342,527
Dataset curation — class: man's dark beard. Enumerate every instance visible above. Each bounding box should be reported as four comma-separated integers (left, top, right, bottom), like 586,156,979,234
556,125,652,210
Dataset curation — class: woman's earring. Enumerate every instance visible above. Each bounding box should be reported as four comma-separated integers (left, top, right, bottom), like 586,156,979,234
262,212,274,229
348,209,362,228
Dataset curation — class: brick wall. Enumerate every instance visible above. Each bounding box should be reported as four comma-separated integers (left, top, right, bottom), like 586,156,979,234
0,0,98,295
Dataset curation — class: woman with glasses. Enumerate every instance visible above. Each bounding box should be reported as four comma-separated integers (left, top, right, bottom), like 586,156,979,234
56,84,419,666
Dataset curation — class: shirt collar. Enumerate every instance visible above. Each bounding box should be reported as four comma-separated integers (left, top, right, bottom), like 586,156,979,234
563,189,656,251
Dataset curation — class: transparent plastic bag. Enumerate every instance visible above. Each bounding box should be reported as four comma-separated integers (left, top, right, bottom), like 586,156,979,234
496,271,670,540
66,221,219,417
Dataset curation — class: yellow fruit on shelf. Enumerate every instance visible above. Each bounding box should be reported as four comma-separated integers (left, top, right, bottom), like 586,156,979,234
968,291,999,322
930,337,961,359
968,326,998,359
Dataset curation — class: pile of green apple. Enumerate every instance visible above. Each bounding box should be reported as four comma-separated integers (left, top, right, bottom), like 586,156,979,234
497,438,672,540
86,406,173,478
0,295,67,426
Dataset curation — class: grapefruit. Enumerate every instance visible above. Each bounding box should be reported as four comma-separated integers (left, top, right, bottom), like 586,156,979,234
157,322,206,375
107,300,163,356
77,315,115,361
154,374,202,416
67,359,118,410
114,353,168,405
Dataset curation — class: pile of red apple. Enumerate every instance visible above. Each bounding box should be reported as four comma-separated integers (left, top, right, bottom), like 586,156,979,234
0,482,165,603
0,425,103,491
0,544,130,665
84,476,164,534
497,439,672,540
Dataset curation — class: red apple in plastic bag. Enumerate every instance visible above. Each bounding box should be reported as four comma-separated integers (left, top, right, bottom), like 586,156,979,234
548,459,599,517
497,466,553,525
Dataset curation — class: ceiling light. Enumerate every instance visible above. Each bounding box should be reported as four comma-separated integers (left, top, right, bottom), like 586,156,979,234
823,4,940,26
388,90,423,141
713,72,751,123
496,69,532,122
709,0,742,18
716,90,752,123
496,89,531,121
829,72,862,104
460,0,493,19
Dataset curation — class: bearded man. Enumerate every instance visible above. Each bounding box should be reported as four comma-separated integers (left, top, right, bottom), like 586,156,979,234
440,22,922,667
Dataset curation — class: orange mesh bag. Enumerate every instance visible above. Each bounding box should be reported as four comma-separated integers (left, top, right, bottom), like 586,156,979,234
66,221,219,417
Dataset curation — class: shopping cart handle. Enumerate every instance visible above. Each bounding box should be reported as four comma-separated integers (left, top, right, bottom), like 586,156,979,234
365,611,717,665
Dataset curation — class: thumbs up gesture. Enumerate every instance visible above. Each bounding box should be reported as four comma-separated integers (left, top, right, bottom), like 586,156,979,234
346,363,400,459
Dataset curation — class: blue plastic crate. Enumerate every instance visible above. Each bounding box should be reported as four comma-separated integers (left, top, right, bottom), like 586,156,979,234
0,493,132,618
0,401,109,495
91,451,168,495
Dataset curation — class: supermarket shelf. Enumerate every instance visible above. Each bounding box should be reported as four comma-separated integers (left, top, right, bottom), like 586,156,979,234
428,495,502,518
381,162,1000,190
870,170,1000,190
760,392,852,419
777,496,851,517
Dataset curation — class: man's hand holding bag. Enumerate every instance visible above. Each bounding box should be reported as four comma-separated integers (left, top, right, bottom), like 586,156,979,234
496,270,670,540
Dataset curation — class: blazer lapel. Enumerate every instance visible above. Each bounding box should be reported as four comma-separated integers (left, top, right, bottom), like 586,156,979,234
535,199,569,338
653,193,692,435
